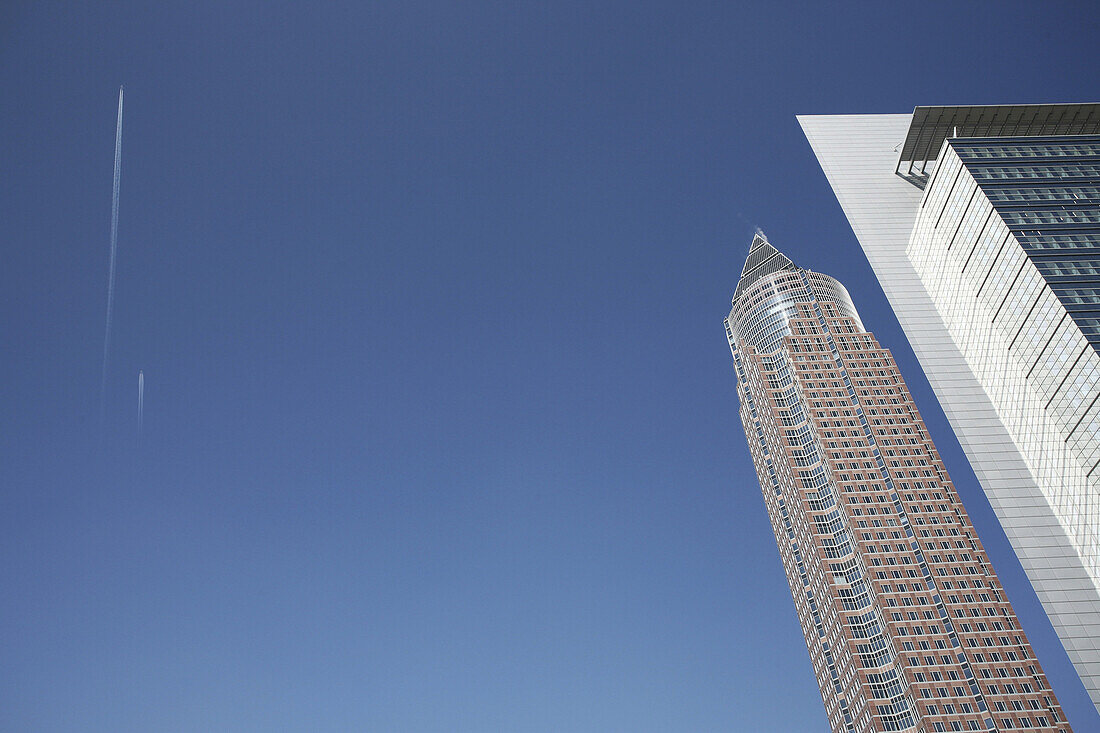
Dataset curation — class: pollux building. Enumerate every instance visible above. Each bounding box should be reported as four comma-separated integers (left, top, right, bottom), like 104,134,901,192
800,105,1100,709
726,233,1071,732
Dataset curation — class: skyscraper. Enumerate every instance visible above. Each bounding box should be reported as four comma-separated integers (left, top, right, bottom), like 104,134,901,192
727,233,1071,732
800,104,1100,710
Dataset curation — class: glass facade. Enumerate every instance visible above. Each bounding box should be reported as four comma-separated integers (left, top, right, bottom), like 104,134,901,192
727,234,1072,732
908,136,1100,595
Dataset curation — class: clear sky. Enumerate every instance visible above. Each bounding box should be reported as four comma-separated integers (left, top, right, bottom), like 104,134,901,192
2,2,1099,731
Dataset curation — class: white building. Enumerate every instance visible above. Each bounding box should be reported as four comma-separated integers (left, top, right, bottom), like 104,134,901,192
800,104,1100,710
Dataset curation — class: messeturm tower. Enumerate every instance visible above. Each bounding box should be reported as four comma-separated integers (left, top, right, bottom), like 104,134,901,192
726,232,1071,732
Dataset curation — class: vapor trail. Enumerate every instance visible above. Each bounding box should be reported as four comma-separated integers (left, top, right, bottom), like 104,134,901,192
100,86,124,428
138,370,144,436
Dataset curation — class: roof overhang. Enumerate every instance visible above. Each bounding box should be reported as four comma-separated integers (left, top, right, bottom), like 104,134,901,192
895,103,1100,179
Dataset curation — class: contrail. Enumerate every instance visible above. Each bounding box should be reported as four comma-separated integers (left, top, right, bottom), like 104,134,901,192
100,86,124,429
138,370,144,436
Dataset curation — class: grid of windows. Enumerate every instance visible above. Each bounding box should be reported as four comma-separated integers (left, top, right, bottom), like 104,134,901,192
971,164,1100,181
1017,232,1100,251
985,186,1100,205
727,237,1072,732
956,142,1100,160
907,137,1100,629
954,138,1100,347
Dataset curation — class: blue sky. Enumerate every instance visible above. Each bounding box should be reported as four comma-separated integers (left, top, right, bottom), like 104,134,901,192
2,1,1099,730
